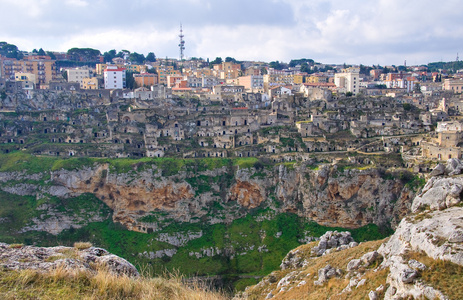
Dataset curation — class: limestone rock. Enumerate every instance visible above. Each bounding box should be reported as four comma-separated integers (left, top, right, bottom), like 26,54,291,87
96,254,139,277
361,251,380,265
430,163,445,176
411,177,463,212
408,259,426,271
347,258,362,272
311,231,355,256
445,158,463,176
0,243,139,278
280,249,305,270
314,264,338,285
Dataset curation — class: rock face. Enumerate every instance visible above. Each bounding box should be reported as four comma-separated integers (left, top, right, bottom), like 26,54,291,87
228,180,265,209
50,165,195,230
378,163,463,300
0,161,417,234
0,243,139,277
299,166,413,228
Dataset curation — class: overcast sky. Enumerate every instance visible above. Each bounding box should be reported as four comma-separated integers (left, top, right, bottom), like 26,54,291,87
1,0,462,65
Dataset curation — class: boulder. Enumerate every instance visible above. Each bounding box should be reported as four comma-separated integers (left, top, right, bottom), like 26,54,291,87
430,163,445,176
347,258,362,272
96,254,139,277
311,231,355,256
0,244,139,278
445,158,463,176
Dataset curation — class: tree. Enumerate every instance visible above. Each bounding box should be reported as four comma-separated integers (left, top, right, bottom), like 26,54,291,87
413,83,421,93
129,52,145,64
103,49,116,63
67,48,101,62
225,57,237,63
125,71,138,89
210,57,222,66
0,42,22,59
289,58,314,68
46,51,56,59
269,61,284,70
146,52,156,62
261,67,268,75
146,68,157,74
403,103,412,111
300,62,310,73
37,48,46,56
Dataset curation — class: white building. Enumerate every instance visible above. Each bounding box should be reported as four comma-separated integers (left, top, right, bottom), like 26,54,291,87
67,68,91,87
382,77,417,93
104,66,126,89
334,67,360,94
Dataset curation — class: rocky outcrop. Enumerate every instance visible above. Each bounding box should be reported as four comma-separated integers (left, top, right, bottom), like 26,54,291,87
50,165,195,230
0,243,139,277
228,180,265,209
240,159,463,300
299,166,413,228
0,160,417,234
378,162,463,300
310,231,357,256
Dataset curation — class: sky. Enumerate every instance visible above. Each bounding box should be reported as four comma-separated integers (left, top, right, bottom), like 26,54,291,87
1,0,462,66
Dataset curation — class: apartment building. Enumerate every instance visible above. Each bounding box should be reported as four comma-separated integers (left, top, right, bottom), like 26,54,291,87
443,78,463,93
1,55,57,87
67,68,91,87
96,63,146,75
104,66,126,89
82,77,99,90
334,67,360,94
238,75,264,92
134,73,158,87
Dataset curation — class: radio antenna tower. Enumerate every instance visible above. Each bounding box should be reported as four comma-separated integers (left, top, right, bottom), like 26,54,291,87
179,24,185,61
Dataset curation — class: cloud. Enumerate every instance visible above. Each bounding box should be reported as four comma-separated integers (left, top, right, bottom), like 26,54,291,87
65,0,89,7
0,0,462,65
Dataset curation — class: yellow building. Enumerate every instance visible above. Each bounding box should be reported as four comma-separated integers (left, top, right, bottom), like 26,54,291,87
82,77,99,90
24,58,57,87
213,62,241,71
15,72,36,84
293,74,305,85
306,75,329,84
156,68,181,85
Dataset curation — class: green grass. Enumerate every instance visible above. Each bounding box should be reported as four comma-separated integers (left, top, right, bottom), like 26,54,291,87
233,157,258,169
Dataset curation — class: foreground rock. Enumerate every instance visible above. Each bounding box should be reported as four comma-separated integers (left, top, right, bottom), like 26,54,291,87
0,243,139,277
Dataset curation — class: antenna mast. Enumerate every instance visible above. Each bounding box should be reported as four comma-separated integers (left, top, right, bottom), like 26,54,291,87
179,24,185,61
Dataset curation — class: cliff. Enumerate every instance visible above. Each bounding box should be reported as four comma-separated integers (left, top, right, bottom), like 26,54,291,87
0,152,422,291
238,159,463,300
0,156,417,234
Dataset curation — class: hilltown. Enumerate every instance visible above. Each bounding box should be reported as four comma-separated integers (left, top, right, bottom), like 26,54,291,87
1,46,463,173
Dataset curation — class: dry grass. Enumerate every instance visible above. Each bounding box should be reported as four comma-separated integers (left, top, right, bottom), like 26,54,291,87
8,243,24,249
74,242,93,250
403,251,463,300
0,265,227,300
245,239,388,300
